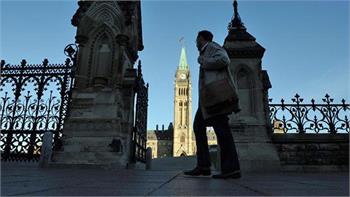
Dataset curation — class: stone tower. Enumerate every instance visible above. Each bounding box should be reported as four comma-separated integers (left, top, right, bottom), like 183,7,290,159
224,0,280,172
51,1,143,167
173,46,195,157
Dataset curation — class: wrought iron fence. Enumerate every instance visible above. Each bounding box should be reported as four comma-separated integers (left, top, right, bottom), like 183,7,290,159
269,94,349,134
131,60,148,163
1,51,76,161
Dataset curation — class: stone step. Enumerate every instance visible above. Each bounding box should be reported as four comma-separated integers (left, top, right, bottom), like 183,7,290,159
63,130,123,137
61,136,126,153
151,156,281,172
152,156,196,171
239,159,281,172
62,136,122,146
51,151,124,164
48,162,124,169
62,143,113,152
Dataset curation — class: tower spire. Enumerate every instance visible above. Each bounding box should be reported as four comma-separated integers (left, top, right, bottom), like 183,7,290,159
178,38,188,70
228,0,246,30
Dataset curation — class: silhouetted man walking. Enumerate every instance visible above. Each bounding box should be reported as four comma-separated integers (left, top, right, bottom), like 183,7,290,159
184,30,241,179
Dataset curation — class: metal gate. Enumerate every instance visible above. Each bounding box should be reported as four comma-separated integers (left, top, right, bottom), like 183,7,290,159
131,60,148,163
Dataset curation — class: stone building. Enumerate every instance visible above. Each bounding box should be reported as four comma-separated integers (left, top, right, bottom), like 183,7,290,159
173,46,196,157
273,120,285,134
146,125,217,159
146,124,173,158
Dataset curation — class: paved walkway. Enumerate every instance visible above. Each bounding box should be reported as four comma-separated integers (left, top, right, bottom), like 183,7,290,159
1,161,349,196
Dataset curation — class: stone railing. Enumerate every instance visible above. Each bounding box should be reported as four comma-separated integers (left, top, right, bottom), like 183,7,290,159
272,133,348,171
269,94,349,170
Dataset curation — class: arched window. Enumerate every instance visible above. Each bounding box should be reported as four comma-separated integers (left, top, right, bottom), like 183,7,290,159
237,68,254,115
179,101,183,126
93,33,112,86
180,135,185,143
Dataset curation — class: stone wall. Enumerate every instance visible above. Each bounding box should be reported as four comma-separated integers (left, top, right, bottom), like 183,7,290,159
272,134,349,170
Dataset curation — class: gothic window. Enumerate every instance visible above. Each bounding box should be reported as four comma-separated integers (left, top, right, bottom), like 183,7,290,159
183,101,187,125
237,68,254,115
180,135,185,143
186,102,189,125
179,101,183,126
93,33,112,86
237,69,252,89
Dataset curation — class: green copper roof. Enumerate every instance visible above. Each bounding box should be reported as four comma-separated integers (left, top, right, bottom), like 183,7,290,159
178,47,188,70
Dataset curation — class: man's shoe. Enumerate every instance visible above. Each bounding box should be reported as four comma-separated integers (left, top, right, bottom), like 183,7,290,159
183,166,211,176
212,171,241,179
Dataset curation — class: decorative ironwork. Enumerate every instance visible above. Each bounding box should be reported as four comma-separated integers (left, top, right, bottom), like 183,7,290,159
1,45,77,161
269,94,349,134
131,60,148,163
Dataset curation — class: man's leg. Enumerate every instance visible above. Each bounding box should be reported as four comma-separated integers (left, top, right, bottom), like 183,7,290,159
193,108,211,168
183,108,211,176
211,115,240,174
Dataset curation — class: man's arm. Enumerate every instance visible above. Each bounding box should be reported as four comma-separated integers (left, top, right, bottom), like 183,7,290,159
200,48,230,70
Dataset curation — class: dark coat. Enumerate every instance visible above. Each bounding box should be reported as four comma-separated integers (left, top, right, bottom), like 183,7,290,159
198,41,239,119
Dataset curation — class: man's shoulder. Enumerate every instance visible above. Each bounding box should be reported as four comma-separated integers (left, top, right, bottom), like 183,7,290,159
207,41,224,50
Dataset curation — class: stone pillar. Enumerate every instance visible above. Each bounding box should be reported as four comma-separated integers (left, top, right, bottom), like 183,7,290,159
146,147,152,170
38,132,53,168
50,1,143,168
223,1,280,172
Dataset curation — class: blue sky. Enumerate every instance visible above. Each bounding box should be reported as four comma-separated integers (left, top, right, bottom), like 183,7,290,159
1,1,349,130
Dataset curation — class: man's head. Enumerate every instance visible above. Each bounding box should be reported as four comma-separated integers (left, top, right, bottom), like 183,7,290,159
196,30,213,50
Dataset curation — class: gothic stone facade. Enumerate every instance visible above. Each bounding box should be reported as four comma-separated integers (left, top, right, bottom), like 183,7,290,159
51,1,143,167
173,47,195,157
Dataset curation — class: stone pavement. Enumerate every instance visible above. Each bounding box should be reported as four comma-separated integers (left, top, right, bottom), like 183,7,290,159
1,160,349,196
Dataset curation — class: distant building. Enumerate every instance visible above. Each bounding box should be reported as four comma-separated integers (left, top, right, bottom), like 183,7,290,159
273,120,285,133
146,123,173,158
173,45,195,157
146,124,217,159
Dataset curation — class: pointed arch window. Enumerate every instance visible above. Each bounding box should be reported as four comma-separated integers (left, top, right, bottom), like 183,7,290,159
237,68,254,115
180,135,185,143
179,101,183,126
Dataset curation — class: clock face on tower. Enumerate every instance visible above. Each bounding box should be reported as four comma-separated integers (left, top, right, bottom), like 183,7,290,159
180,73,186,80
